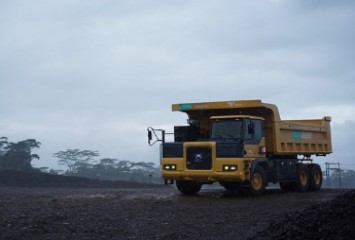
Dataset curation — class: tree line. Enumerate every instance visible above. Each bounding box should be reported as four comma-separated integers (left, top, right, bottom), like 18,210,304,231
50,149,161,183
0,137,161,184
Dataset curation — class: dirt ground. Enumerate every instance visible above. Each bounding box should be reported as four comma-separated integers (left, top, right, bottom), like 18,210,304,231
0,186,351,240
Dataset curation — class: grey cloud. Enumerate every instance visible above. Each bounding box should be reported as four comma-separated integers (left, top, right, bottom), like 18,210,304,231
0,0,354,170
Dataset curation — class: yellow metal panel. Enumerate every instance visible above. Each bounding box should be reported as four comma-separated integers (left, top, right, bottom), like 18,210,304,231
214,158,244,172
274,116,332,155
172,100,263,112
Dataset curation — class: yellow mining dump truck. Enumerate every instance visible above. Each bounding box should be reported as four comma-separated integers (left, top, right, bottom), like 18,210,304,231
148,100,332,195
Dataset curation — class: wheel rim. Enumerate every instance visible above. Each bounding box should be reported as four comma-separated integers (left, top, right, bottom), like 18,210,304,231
300,171,308,186
313,170,321,185
251,173,262,191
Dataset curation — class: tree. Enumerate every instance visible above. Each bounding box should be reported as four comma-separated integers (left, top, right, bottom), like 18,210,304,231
132,162,156,173
98,158,117,170
130,161,160,183
0,137,9,159
53,149,99,174
0,138,41,171
115,160,132,173
91,158,119,180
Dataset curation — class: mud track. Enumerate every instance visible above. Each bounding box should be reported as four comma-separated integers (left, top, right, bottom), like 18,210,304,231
0,186,350,240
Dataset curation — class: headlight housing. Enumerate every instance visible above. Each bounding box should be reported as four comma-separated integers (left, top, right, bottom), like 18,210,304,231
223,165,238,171
163,164,177,170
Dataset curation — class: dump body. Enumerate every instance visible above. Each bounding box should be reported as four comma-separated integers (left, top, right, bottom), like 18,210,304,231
172,100,332,156
151,99,332,195
272,118,332,156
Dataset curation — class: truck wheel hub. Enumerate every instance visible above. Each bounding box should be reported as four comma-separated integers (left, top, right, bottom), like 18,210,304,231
252,173,262,190
300,171,308,186
313,171,321,185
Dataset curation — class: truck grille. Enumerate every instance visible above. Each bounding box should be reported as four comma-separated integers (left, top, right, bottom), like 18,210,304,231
186,146,212,170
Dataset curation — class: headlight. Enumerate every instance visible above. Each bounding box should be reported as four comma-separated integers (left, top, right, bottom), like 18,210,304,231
223,165,238,171
164,164,177,171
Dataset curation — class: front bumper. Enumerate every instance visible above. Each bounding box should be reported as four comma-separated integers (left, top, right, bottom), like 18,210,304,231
161,157,251,183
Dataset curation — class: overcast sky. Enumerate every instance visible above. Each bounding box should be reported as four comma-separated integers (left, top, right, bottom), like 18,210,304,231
1,0,354,171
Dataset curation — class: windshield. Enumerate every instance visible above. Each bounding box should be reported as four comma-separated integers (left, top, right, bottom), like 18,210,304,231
211,120,243,140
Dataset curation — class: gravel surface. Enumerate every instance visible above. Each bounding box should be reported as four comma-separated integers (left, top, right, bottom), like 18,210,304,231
0,187,347,240
0,171,352,239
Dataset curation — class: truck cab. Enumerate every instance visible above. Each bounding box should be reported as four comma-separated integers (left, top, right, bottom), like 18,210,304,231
210,115,266,157
157,115,267,195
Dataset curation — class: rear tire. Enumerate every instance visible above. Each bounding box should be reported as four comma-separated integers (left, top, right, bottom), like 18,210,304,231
176,180,202,195
296,164,310,192
308,164,322,191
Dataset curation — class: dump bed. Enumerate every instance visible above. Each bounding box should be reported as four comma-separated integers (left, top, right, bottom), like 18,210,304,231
268,117,332,155
172,99,332,156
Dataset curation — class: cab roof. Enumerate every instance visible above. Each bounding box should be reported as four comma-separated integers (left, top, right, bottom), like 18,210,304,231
172,99,281,122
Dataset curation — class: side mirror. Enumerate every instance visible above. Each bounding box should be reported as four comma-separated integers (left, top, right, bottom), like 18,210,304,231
147,127,166,146
148,130,152,144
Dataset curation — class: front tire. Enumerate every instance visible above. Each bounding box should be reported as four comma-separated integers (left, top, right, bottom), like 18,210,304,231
176,180,202,195
242,165,267,196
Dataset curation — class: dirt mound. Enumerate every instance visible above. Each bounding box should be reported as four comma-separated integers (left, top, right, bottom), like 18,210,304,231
0,170,165,189
251,189,355,240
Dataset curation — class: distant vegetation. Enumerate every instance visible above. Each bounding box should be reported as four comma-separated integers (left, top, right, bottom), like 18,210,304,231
51,149,161,184
0,137,161,184
0,137,41,172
